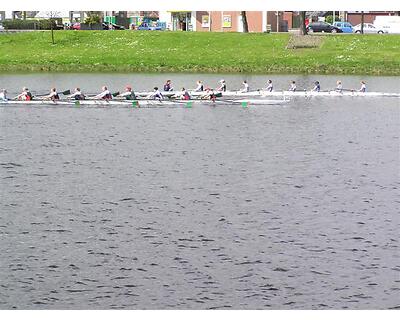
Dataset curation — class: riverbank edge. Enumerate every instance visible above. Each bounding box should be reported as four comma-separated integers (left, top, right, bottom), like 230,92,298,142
1,64,399,76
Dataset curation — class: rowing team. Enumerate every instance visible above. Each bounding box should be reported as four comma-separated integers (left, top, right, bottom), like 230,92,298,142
0,85,220,102
162,79,367,93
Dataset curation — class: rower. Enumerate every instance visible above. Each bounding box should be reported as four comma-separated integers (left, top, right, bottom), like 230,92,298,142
288,81,296,92
44,88,60,101
119,86,136,100
68,88,85,100
359,81,367,92
217,79,226,92
151,87,163,100
16,87,33,101
180,88,191,100
194,80,204,92
336,80,343,93
95,86,112,100
266,80,273,92
163,80,173,92
241,80,249,93
202,88,217,102
312,81,321,92
0,89,7,101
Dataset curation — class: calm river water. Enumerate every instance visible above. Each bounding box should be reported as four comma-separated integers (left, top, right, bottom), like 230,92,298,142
0,74,399,309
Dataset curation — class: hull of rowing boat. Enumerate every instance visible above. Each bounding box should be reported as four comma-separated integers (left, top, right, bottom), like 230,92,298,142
0,99,288,106
135,91,400,98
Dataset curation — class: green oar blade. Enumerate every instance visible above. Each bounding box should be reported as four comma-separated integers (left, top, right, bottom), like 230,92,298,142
112,91,120,97
61,89,71,95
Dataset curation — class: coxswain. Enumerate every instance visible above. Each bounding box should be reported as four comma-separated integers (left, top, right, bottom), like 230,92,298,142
312,81,321,92
119,86,136,100
336,80,343,93
288,81,296,92
241,80,249,93
95,86,112,100
45,88,60,101
194,80,204,92
16,87,33,101
180,88,191,100
217,79,226,92
68,88,85,100
359,81,367,92
266,80,273,92
0,89,7,101
163,80,173,92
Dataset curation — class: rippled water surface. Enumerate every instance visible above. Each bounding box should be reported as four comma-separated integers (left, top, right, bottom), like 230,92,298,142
1,75,400,309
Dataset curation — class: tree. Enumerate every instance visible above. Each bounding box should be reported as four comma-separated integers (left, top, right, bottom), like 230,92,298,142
299,11,307,35
85,14,101,29
46,11,60,44
360,11,364,34
241,11,249,33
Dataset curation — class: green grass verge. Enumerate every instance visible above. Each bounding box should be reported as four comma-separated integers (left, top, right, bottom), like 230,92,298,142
0,31,399,75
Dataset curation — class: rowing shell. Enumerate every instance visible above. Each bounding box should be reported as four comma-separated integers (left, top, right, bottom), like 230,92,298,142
0,98,288,107
136,90,400,98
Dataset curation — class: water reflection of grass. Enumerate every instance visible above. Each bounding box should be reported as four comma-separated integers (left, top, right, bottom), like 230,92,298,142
0,31,399,75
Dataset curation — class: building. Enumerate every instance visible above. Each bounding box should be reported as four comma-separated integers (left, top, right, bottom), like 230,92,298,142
158,11,299,32
345,11,400,25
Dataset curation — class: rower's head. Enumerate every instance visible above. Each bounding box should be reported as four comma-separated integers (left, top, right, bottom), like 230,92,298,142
166,80,171,84
361,81,365,84
220,79,225,83
268,80,272,84
292,81,296,84
75,88,80,92
1,89,6,94
182,87,185,91
125,86,132,91
197,80,202,84
315,81,320,85
23,87,28,92
243,80,247,84
102,86,108,91
51,88,56,92
154,87,158,91
337,80,341,84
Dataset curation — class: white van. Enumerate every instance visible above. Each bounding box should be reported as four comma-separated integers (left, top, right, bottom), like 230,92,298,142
374,16,400,34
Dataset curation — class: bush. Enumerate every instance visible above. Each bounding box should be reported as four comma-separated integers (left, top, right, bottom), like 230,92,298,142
2,19,57,30
325,15,341,25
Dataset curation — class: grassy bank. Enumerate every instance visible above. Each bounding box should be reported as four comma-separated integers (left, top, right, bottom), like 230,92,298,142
0,31,399,75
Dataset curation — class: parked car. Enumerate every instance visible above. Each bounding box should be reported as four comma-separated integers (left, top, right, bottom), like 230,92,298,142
333,22,353,33
102,22,125,30
307,22,343,33
353,23,386,34
136,22,163,31
0,23,4,31
71,22,81,30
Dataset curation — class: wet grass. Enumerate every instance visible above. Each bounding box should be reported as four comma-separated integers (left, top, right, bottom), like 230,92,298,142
0,31,399,75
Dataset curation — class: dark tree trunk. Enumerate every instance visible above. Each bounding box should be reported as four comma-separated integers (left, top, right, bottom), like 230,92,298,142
241,11,249,33
361,11,364,34
51,19,55,44
299,11,307,35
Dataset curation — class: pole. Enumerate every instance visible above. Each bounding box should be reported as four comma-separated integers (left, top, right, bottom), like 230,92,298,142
276,11,279,32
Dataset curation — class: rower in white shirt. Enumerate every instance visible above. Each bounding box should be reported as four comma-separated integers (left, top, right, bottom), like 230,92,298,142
359,81,367,92
336,80,343,93
217,79,226,92
95,86,112,100
44,88,60,101
241,80,249,93
288,81,296,92
0,89,7,101
148,87,163,100
68,88,85,100
194,80,204,92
